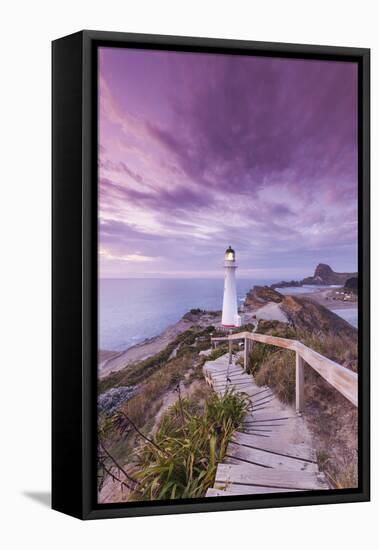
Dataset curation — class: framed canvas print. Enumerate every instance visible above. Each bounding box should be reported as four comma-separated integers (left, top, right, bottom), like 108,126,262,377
52,30,370,520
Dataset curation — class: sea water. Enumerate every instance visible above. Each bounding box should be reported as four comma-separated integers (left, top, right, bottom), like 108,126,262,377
99,279,357,352
99,278,270,351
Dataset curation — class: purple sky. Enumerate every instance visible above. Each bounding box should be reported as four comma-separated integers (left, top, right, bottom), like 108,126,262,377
98,47,358,279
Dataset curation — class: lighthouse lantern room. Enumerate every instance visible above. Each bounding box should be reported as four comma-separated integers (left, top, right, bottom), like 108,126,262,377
221,246,241,328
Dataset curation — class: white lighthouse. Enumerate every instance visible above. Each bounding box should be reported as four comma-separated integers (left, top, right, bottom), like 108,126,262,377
222,246,241,327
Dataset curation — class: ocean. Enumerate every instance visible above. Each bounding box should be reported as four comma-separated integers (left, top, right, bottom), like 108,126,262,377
99,278,271,352
99,279,358,352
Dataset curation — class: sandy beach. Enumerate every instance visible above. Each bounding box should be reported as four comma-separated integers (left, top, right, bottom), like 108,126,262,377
296,287,357,311
98,310,221,379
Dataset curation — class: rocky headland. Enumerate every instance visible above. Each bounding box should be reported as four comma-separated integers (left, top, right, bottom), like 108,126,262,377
272,263,357,288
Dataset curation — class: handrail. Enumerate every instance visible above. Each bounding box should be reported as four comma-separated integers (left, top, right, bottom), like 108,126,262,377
211,331,358,412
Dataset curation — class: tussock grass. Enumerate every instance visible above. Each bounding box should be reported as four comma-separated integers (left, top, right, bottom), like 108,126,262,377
131,389,251,500
207,345,229,361
254,349,296,403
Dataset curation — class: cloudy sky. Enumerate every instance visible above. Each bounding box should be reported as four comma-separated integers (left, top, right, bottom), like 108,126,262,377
98,47,358,280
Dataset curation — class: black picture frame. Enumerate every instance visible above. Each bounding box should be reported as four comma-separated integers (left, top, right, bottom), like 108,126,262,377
52,30,370,520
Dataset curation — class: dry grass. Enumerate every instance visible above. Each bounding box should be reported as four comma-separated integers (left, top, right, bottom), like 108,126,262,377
254,349,295,403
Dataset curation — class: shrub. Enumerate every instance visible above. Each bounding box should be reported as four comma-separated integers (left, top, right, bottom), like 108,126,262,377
207,345,229,361
98,386,137,415
132,389,251,500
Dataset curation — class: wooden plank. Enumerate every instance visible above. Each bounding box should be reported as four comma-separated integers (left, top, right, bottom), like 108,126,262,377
215,463,328,490
212,331,298,350
232,431,316,461
206,485,301,497
297,343,358,407
296,352,305,413
241,427,278,434
243,337,253,370
206,368,242,377
211,375,252,383
240,432,271,438
211,332,358,406
249,388,272,398
244,412,295,422
252,395,275,405
225,443,319,472
215,483,303,495
250,404,277,413
247,424,291,430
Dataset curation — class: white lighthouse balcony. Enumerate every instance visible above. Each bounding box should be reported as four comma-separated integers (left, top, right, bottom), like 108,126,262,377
224,260,237,268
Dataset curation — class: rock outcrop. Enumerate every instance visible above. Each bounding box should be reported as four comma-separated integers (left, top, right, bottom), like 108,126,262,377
244,285,283,308
280,295,356,337
244,285,356,338
272,263,357,288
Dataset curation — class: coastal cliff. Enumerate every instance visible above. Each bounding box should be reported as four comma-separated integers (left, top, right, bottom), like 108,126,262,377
244,285,357,339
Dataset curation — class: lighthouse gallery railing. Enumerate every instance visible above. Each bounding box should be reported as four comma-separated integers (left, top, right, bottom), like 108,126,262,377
211,331,358,413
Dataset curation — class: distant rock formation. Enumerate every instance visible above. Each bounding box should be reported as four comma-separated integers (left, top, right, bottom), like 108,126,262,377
245,286,283,308
271,280,302,289
272,263,357,289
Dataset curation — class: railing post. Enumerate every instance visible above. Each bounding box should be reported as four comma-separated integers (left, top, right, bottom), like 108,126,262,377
243,338,248,370
296,352,305,414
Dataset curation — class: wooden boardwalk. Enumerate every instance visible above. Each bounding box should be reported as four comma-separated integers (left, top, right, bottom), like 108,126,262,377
203,353,329,496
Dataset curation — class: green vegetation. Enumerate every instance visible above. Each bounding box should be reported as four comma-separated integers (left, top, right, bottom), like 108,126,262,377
207,345,229,361
131,389,251,500
245,321,296,403
245,319,358,405
99,326,214,395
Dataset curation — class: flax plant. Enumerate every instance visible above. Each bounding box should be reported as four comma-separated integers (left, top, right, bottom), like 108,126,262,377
132,389,251,500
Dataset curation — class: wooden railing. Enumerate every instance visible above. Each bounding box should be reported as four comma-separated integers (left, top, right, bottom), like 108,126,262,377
211,331,358,413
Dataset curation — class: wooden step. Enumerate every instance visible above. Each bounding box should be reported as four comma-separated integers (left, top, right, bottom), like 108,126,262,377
232,431,316,461
207,485,302,497
212,375,252,383
244,412,297,422
215,463,328,491
224,442,319,472
206,367,243,376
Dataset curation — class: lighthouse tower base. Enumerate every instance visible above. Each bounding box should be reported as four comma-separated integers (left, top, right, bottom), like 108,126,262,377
222,263,238,327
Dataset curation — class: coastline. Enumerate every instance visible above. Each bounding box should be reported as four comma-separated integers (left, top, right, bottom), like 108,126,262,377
98,285,357,380
294,287,357,311
98,310,221,379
